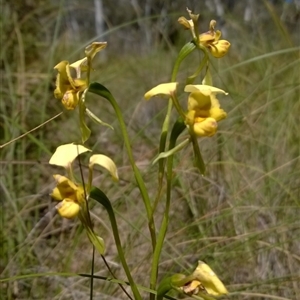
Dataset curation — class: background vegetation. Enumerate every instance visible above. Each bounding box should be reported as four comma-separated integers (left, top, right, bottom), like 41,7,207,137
1,0,299,299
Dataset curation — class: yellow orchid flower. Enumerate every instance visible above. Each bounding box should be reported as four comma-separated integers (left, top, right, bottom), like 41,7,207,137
184,84,227,137
178,8,200,40
199,20,230,58
85,42,107,60
144,83,227,137
178,16,194,30
179,261,228,297
51,174,85,219
54,42,107,110
49,143,116,255
54,60,88,110
49,143,118,220
192,261,228,296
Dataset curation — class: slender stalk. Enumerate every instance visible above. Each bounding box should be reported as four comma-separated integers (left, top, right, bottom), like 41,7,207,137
90,246,95,300
90,187,142,300
89,84,157,251
149,143,175,300
109,96,157,250
154,42,196,210
101,255,133,300
149,42,196,300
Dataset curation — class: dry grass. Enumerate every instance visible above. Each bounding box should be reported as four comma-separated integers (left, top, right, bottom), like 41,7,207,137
1,1,300,299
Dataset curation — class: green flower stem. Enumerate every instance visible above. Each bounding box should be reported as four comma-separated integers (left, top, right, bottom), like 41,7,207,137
86,57,91,86
90,246,95,300
66,165,75,183
79,89,91,143
90,187,142,300
170,94,186,120
186,53,208,85
150,142,176,300
190,131,206,175
87,167,93,194
88,83,156,251
171,42,196,83
159,41,196,158
154,42,196,216
150,43,197,300
150,119,186,300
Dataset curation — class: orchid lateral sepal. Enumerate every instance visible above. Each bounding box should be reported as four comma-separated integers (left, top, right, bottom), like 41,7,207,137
79,88,92,143
49,143,91,169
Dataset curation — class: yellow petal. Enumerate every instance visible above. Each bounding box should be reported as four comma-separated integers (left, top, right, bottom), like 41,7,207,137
75,185,86,204
51,186,64,201
209,93,220,108
85,42,107,60
61,90,79,110
49,143,91,168
56,199,80,219
210,107,227,121
209,40,231,58
144,82,178,100
185,84,227,96
52,174,78,200
54,60,76,90
193,118,217,137
214,29,221,41
89,154,119,181
181,280,202,295
188,92,211,111
201,69,213,86
54,61,72,100
178,16,194,30
199,31,215,45
69,57,88,78
185,110,196,126
193,261,228,295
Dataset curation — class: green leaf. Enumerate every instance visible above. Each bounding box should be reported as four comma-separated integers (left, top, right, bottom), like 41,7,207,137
191,134,206,175
153,138,189,165
90,187,143,300
169,117,187,149
90,186,113,211
171,41,196,81
88,82,114,105
85,227,105,255
85,108,114,130
186,52,209,85
177,41,197,66
153,117,187,164
79,95,91,143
